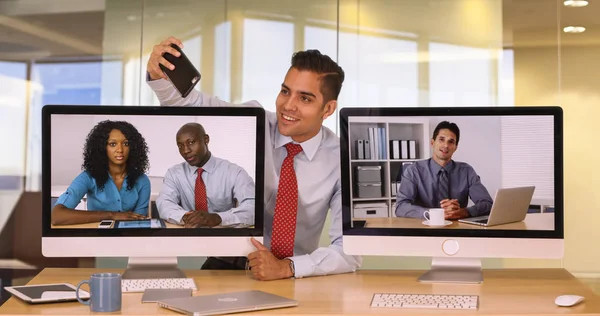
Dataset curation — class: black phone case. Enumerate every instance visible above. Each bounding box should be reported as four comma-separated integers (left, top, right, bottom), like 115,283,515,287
160,44,201,98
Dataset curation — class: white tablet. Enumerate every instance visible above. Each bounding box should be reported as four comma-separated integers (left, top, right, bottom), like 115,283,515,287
5,283,90,304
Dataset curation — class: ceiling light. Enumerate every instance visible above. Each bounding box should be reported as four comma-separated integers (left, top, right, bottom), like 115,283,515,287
563,26,586,33
127,15,137,22
563,0,589,7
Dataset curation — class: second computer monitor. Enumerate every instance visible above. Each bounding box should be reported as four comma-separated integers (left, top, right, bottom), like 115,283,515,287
340,106,564,283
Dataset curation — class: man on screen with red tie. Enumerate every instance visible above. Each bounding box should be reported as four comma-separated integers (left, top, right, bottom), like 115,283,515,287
156,122,255,229
147,37,362,280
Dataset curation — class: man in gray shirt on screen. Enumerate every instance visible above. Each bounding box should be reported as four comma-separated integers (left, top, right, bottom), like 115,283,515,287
395,121,493,219
156,122,255,228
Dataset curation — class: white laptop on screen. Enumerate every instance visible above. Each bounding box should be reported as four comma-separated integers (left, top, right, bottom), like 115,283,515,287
157,290,298,316
458,186,535,227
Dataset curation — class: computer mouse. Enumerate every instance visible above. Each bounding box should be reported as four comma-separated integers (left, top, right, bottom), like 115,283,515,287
555,295,585,307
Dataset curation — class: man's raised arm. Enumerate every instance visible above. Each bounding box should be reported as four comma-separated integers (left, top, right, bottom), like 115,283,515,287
146,36,257,108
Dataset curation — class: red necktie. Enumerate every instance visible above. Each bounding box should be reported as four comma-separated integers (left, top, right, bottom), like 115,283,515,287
194,168,208,212
271,143,303,259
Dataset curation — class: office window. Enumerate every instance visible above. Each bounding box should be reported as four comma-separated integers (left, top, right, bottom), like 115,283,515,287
429,42,494,106
306,26,419,133
303,26,345,133
26,61,123,190
325,29,418,108
498,49,515,106
0,61,28,189
124,55,145,106
214,21,232,102
241,19,294,112
353,34,418,107
137,35,202,106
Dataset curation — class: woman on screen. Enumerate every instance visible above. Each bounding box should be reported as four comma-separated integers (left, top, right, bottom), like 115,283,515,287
51,120,151,225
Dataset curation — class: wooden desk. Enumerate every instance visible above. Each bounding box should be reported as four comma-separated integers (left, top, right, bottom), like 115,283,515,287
1,268,599,315
359,213,554,230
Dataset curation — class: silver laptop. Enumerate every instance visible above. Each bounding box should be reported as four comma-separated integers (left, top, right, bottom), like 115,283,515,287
458,186,535,227
157,290,298,316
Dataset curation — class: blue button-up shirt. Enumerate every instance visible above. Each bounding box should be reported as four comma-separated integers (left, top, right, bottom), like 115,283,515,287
55,171,150,215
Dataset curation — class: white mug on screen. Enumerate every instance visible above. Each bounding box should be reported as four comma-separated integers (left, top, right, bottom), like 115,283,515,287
423,208,445,226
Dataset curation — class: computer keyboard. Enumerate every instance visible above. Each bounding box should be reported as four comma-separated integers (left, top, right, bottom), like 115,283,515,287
121,278,197,293
371,293,479,310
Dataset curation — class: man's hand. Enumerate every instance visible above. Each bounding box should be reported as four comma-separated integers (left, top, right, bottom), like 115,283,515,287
445,208,469,219
247,238,293,281
440,199,469,219
111,211,147,221
182,211,222,228
147,36,184,81
440,199,459,211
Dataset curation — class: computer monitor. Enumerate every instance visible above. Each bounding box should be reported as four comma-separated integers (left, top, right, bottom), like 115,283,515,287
41,105,265,279
340,106,563,283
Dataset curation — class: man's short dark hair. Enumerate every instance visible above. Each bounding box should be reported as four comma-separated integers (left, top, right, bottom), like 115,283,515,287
290,49,345,104
432,121,460,145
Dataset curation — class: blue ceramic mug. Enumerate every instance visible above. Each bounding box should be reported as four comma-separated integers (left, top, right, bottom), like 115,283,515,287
76,273,122,312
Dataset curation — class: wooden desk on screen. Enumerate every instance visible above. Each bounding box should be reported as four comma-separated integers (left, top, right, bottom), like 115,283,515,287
359,213,554,230
1,268,599,315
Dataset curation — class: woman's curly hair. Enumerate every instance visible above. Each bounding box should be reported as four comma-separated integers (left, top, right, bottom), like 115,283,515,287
82,120,149,191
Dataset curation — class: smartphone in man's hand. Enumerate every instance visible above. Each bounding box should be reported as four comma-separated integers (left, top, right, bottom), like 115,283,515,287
159,44,201,98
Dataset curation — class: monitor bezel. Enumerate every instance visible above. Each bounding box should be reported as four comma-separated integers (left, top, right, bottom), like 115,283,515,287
42,104,265,238
340,106,563,239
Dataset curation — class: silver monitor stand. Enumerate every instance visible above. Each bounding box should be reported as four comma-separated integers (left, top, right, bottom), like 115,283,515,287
121,257,186,279
418,257,483,284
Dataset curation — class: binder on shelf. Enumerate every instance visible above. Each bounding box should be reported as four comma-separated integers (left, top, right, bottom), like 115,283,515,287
408,140,417,159
364,140,371,159
373,127,379,160
379,127,386,159
368,128,376,160
390,140,400,159
356,139,364,159
400,140,409,159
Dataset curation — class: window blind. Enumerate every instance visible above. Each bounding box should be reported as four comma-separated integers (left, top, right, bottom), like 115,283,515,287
500,116,554,203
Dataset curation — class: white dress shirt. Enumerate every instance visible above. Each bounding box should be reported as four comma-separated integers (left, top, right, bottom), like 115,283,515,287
157,155,255,227
147,78,362,278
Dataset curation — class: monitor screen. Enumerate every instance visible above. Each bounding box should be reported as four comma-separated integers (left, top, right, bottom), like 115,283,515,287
340,106,563,282
41,105,265,258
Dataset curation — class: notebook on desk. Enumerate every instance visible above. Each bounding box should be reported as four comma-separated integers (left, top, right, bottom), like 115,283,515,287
157,290,298,316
